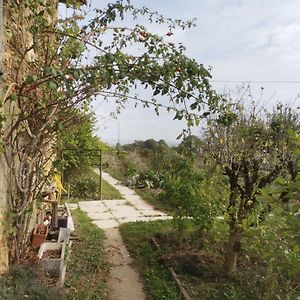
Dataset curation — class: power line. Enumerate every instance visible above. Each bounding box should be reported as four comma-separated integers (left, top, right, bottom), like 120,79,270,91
212,80,300,84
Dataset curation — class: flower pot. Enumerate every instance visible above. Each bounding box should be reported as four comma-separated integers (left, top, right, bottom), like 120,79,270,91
32,224,48,248
58,216,68,228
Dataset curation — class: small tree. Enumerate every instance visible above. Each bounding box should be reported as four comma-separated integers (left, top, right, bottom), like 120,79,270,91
203,103,293,275
162,159,226,239
2,0,220,260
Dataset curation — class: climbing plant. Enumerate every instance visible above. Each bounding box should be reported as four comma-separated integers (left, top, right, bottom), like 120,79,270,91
1,0,221,261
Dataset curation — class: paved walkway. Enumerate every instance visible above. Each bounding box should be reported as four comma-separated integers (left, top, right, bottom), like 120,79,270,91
69,171,171,300
69,172,170,228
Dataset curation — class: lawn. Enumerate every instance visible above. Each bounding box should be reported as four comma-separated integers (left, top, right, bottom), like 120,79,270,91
101,178,123,200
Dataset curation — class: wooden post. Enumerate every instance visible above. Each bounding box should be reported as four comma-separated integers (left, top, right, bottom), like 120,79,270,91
50,191,58,228
99,149,102,200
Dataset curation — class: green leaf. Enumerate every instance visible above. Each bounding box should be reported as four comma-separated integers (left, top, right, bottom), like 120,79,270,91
190,102,198,110
74,71,80,80
44,67,52,76
48,81,57,90
25,75,38,84
153,88,160,96
9,93,17,101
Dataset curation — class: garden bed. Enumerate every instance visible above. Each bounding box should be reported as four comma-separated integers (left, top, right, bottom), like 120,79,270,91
120,219,299,300
38,242,66,278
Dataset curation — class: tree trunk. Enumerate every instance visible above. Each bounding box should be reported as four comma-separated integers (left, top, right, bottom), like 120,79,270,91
223,225,243,275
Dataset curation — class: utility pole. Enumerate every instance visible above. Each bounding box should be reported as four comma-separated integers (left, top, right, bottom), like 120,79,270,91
117,120,120,153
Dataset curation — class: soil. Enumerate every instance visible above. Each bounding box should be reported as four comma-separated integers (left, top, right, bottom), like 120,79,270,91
36,225,47,234
43,249,61,259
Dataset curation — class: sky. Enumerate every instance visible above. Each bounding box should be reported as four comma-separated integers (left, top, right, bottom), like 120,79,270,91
84,0,300,145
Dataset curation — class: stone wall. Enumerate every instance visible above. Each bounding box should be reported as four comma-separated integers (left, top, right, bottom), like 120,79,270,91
0,163,9,273
0,0,59,273
0,0,9,274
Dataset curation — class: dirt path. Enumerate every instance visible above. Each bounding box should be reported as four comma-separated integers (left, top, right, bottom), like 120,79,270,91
69,172,170,300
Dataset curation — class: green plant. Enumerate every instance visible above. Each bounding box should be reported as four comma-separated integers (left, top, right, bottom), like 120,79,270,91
162,160,225,234
3,0,221,262
65,209,108,299
202,103,297,275
120,218,299,300
128,170,164,189
63,168,122,200
0,265,65,300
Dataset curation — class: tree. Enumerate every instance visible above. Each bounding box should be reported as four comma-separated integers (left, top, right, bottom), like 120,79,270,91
2,0,220,261
268,104,300,204
202,103,293,275
57,113,106,173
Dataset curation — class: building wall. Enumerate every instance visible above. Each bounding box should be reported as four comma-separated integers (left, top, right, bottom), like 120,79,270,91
0,0,60,273
0,0,9,274
0,166,9,273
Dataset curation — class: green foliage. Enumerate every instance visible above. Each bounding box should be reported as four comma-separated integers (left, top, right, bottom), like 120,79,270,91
63,168,122,200
128,170,164,189
201,103,299,274
121,219,299,300
68,173,99,198
273,129,300,259
162,160,226,231
120,221,181,300
57,115,106,172
177,134,203,158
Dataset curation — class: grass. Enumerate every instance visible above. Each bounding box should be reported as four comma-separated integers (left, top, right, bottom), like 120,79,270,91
101,178,123,200
0,264,65,300
63,167,123,202
120,219,299,300
65,209,108,300
120,220,181,300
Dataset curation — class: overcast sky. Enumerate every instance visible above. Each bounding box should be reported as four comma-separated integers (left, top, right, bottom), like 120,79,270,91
88,0,300,145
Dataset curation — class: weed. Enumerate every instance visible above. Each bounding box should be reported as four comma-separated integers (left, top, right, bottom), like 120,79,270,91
0,264,65,300
65,209,108,300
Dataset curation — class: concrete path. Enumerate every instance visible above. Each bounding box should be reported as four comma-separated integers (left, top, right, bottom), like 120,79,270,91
69,172,171,300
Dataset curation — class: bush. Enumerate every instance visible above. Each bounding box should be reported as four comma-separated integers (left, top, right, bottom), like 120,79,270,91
161,160,227,231
127,170,164,189
71,176,99,198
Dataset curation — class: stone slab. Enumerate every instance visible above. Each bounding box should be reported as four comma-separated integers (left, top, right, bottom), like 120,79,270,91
104,200,128,207
112,209,143,220
118,216,149,224
92,219,119,229
67,203,79,210
87,212,114,220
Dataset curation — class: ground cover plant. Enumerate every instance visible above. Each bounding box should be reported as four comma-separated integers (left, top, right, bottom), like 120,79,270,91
0,264,65,300
120,218,299,300
65,209,108,300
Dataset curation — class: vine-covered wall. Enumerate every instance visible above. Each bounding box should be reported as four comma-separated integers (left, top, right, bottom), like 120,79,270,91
0,0,59,271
